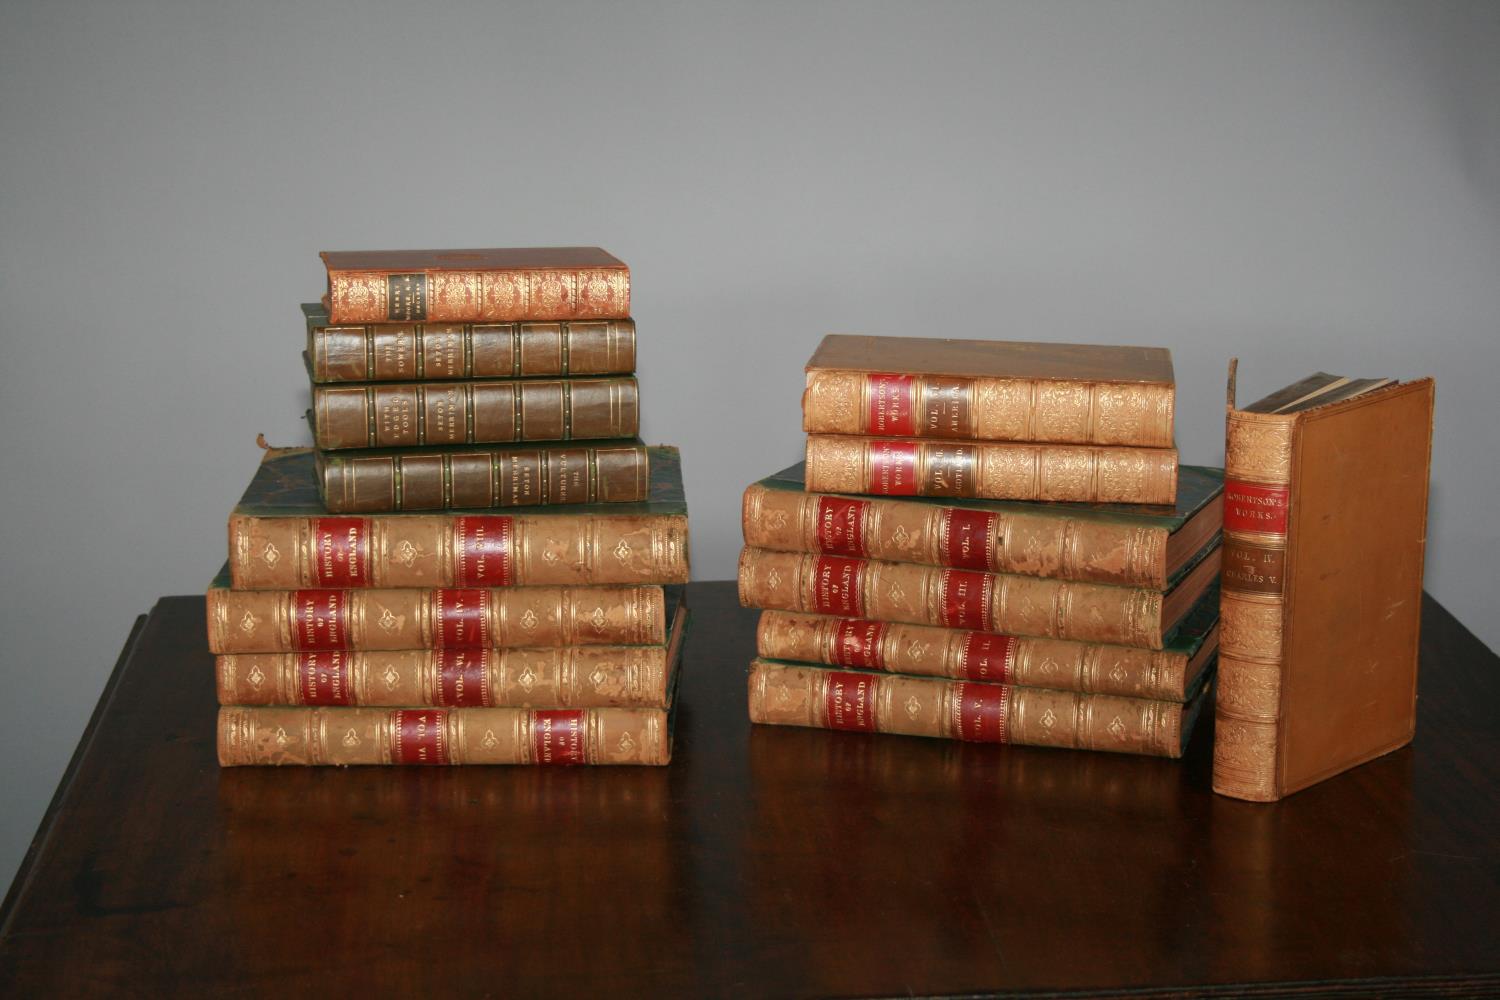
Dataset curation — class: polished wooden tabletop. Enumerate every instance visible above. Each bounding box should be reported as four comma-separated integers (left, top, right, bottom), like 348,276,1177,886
2,583,1497,997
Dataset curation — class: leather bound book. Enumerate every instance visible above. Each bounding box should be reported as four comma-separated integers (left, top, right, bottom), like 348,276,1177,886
802,334,1175,446
303,303,635,382
311,375,638,450
1214,364,1434,802
320,247,630,324
738,543,1221,650
805,435,1178,505
747,660,1208,758
744,461,1221,589
231,447,686,588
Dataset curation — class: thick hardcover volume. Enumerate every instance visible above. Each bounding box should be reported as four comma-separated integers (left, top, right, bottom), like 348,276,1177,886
320,247,630,324
218,706,669,766
804,435,1178,505
743,465,1222,589
747,661,1189,757
312,376,638,450
1213,367,1434,802
318,442,650,513
304,304,635,382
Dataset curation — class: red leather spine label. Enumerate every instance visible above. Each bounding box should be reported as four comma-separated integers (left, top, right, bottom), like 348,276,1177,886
814,497,869,556
812,557,866,617
825,671,880,733
831,619,887,669
867,440,919,495
435,589,489,648
865,373,916,436
310,517,370,587
955,683,1008,743
941,508,997,570
959,633,1016,683
939,570,993,631
436,648,491,707
296,651,352,706
291,590,349,651
532,709,588,765
1223,479,1290,535
454,515,514,586
392,709,449,764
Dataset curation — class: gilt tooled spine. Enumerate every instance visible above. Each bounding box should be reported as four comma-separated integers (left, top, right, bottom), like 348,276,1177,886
804,435,1178,505
229,511,688,589
737,548,1165,649
312,376,639,450
309,319,636,382
217,706,669,766
756,611,1194,701
803,370,1175,447
742,482,1169,588
747,661,1182,757
325,266,630,324
206,585,664,654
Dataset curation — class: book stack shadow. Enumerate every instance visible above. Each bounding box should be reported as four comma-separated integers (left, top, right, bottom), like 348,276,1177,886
738,335,1223,758
206,248,691,766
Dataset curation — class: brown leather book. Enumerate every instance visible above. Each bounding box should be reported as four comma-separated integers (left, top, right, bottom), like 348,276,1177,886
744,461,1221,589
311,375,638,450
803,334,1175,446
303,303,635,382
804,435,1178,505
1213,364,1434,801
747,660,1206,758
320,247,630,324
738,545,1221,650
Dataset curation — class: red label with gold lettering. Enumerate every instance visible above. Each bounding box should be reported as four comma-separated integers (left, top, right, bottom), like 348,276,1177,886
813,557,866,616
959,633,1016,683
866,373,916,436
867,440,919,495
532,709,588,765
436,648,490,707
291,590,349,651
392,709,450,764
814,497,869,556
1223,479,1290,535
955,683,1008,743
310,517,369,587
454,515,514,586
825,671,880,732
435,589,489,648
939,570,993,631
832,619,886,669
941,509,996,570
296,651,352,705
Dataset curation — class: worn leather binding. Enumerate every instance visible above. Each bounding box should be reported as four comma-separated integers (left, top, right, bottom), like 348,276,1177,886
805,435,1178,505
747,660,1197,757
311,375,639,450
1214,364,1434,802
303,303,635,382
321,247,630,324
803,335,1175,447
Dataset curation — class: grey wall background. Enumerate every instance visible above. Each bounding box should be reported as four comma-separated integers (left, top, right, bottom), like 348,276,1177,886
1,0,1496,889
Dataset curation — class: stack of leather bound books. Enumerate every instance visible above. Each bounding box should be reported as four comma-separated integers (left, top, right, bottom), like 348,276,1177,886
739,335,1223,758
207,248,690,767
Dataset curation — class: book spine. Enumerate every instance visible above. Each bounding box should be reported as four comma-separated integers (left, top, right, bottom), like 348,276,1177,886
318,443,651,513
218,706,669,766
756,611,1193,701
312,376,639,450
742,482,1169,588
206,585,664,654
738,548,1165,648
325,266,630,324
216,645,669,708
747,661,1183,757
1213,406,1295,801
308,319,636,382
804,435,1178,505
803,370,1175,447
230,511,688,590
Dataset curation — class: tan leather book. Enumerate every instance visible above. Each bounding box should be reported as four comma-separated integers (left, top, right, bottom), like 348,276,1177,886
1213,363,1434,802
805,435,1178,505
803,334,1174,446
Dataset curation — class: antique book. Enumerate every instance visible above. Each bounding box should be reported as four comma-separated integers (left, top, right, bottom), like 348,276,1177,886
321,247,630,324
206,565,667,654
1214,364,1434,802
738,544,1221,650
747,660,1207,758
217,590,688,708
311,375,638,450
303,303,635,382
229,447,687,589
804,435,1178,505
802,334,1175,447
756,585,1219,702
744,461,1221,589
317,441,651,513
